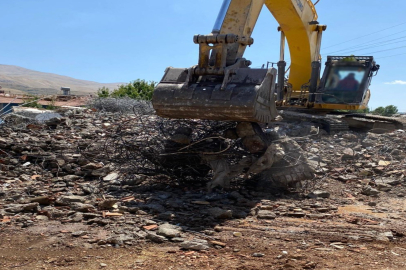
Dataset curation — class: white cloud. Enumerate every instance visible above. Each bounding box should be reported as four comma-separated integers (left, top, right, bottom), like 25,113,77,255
385,80,406,85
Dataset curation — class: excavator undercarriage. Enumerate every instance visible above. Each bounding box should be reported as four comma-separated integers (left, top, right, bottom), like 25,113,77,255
280,110,405,134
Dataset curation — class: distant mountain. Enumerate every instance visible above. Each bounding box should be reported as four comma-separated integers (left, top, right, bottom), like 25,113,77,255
0,64,122,95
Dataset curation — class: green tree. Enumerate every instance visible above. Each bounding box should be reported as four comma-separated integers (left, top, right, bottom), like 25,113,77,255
372,106,385,115
372,105,398,116
97,86,111,98
110,79,155,100
383,105,398,116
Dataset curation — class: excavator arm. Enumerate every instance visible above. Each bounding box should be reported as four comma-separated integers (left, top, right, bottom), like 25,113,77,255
213,0,323,90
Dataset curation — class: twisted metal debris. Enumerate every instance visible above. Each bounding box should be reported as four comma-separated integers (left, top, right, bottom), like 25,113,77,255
82,99,316,191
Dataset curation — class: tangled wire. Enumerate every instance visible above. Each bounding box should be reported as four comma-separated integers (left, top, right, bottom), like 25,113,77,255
83,100,252,184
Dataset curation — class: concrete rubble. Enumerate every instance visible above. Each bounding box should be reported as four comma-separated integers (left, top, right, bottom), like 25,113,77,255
0,107,405,256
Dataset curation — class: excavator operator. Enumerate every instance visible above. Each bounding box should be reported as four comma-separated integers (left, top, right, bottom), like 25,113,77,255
337,73,360,91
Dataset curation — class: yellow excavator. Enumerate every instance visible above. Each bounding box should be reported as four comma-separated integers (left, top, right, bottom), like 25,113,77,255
152,0,384,131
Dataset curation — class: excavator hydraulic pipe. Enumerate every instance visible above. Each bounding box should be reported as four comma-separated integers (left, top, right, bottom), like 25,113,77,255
212,0,232,33
308,61,321,103
279,30,286,62
277,61,286,102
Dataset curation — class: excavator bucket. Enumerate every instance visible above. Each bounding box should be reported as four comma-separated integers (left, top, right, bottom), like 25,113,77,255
152,67,278,123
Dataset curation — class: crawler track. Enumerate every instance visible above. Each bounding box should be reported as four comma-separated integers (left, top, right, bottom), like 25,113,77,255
279,110,349,133
344,113,405,130
280,111,405,133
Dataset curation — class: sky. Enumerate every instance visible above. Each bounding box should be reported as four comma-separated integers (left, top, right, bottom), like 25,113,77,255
1,0,406,111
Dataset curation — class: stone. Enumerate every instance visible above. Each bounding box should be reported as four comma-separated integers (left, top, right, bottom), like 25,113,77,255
171,237,185,243
342,133,358,141
56,195,86,206
5,203,39,213
210,240,226,247
257,210,276,219
157,224,181,238
36,215,49,221
70,212,84,222
180,239,210,251
29,196,52,205
107,235,134,245
146,232,168,243
134,231,148,239
63,175,81,181
252,253,265,257
359,169,373,176
378,160,391,166
233,232,242,237
362,139,375,147
307,214,330,219
308,190,330,199
137,210,148,215
103,172,119,182
91,167,111,177
71,203,96,212
376,232,393,242
72,231,87,237
342,148,355,159
361,186,380,196
208,207,233,219
378,178,401,186
287,212,306,218
81,184,99,194
382,231,394,240
99,199,118,210
376,183,392,192
81,163,103,170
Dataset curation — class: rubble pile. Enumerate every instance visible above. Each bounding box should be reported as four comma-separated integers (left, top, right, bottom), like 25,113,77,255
0,108,405,251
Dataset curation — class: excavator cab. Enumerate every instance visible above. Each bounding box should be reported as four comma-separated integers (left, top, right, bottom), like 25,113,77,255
314,56,379,110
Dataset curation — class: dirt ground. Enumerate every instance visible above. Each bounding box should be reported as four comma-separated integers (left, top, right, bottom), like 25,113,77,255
1,220,406,270
1,176,406,270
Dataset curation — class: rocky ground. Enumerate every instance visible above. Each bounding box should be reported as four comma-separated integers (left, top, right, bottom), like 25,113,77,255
1,108,406,269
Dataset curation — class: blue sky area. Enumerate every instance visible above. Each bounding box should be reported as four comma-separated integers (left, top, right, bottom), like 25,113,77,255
1,0,406,111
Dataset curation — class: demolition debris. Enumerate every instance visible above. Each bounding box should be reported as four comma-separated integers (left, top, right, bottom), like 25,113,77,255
0,104,405,265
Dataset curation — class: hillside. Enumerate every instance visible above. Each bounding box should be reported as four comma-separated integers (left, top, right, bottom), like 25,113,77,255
0,64,122,95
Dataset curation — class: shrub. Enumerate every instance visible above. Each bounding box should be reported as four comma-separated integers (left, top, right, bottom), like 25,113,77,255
97,80,156,100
